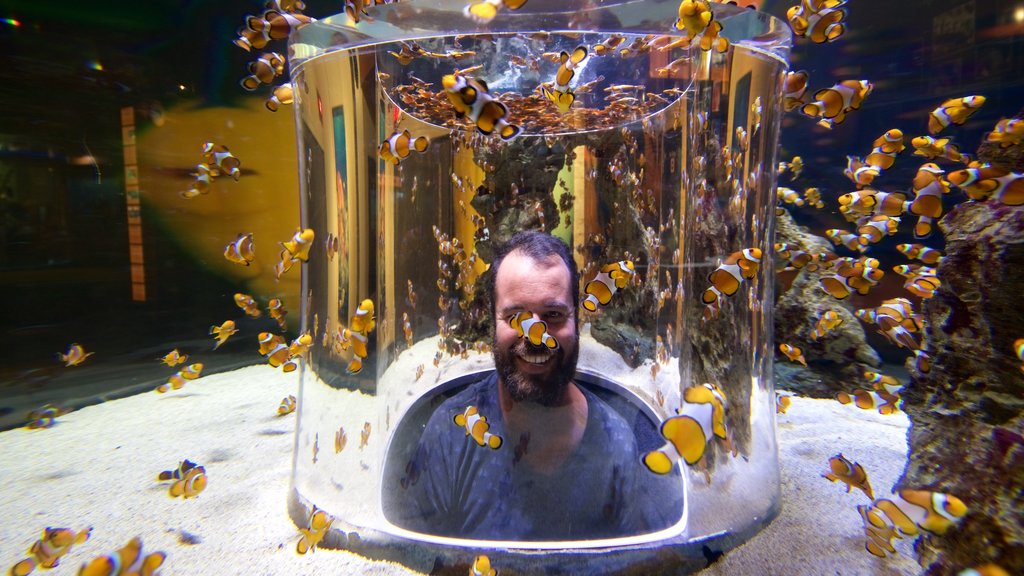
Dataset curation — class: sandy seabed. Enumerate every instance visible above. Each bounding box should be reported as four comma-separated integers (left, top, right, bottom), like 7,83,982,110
1,362,923,575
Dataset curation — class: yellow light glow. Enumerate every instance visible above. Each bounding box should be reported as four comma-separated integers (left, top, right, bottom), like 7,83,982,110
1016,6,1024,23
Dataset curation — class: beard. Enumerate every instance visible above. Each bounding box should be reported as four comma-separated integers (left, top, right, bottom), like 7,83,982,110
493,332,579,406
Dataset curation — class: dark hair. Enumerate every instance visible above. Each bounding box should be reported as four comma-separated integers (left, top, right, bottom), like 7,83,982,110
487,231,580,324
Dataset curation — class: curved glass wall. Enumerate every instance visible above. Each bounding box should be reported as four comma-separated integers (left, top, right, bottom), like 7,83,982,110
287,1,790,572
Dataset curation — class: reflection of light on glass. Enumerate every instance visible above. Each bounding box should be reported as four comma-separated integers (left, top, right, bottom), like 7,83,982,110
1,17,20,27
88,60,104,71
1015,6,1024,23
178,84,187,91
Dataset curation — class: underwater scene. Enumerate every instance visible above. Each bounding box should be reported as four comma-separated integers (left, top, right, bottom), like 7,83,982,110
0,1,1020,575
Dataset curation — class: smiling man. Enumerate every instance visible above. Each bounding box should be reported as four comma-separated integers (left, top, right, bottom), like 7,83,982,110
394,232,675,540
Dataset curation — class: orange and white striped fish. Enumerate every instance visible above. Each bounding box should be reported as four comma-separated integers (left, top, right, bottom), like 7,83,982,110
158,459,207,499
454,405,503,449
210,320,238,350
508,311,558,349
542,46,587,113
858,489,967,558
801,79,872,128
701,248,761,321
837,388,901,415
822,453,874,499
10,527,92,576
278,395,297,416
928,95,985,134
442,74,521,140
78,537,165,576
779,343,807,366
156,362,204,393
582,260,635,312
223,233,255,266
463,0,528,23
643,383,731,475
379,130,430,165
296,506,333,554
946,164,1024,206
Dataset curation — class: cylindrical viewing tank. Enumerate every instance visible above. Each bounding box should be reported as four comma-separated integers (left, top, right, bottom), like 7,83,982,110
286,1,790,573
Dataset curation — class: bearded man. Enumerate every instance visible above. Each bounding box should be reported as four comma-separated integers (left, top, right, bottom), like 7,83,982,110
393,231,675,540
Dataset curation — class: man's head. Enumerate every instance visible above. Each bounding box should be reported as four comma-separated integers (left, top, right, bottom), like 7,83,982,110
488,232,580,406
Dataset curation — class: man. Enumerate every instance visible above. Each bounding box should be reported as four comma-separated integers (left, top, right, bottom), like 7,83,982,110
393,232,678,540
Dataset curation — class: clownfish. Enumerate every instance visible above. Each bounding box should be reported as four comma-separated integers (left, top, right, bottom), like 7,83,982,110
224,233,255,266
582,260,635,312
701,248,762,319
801,79,872,127
837,388,901,415
673,1,713,42
838,188,904,219
643,383,729,475
803,187,824,209
240,51,285,91
911,136,968,163
442,74,521,140
236,9,315,51
280,228,315,262
928,95,985,135
268,298,288,330
857,503,900,558
379,130,430,165
259,332,285,356
350,299,376,335
787,0,848,44
210,320,238,350
810,310,843,340
870,489,968,538
454,405,503,449
344,0,401,24
233,293,262,318
470,555,497,576
985,117,1024,148
59,343,94,367
77,537,165,576
542,46,587,113
775,391,794,414
824,229,862,252
158,459,207,499
342,329,369,374
779,343,807,366
844,156,880,188
509,311,558,349
278,395,296,416
908,163,949,238
10,526,92,576
463,0,528,23
296,506,333,554
156,363,204,393
158,348,188,367
864,370,903,395
265,82,294,112
201,142,241,181
857,214,900,247
180,164,212,199
867,297,921,350
360,422,372,449
822,453,874,500
783,70,810,111
335,427,347,453
914,349,932,374
25,404,70,429
896,243,943,265
946,165,1024,206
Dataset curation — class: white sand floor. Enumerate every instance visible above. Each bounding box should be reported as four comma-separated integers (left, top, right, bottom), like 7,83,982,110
0,366,923,575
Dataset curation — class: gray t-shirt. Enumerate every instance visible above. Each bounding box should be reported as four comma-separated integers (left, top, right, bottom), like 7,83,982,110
393,371,680,540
